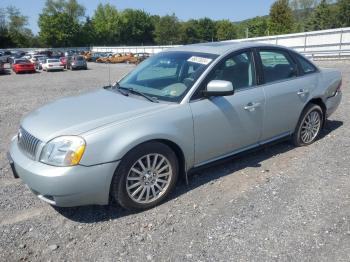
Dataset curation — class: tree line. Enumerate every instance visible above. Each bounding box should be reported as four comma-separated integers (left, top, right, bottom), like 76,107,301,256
1,0,350,48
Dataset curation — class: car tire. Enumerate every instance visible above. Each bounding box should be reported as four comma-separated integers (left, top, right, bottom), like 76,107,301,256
110,142,179,210
292,103,324,147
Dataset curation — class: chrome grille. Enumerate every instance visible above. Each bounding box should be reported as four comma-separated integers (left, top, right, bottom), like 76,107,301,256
18,127,41,159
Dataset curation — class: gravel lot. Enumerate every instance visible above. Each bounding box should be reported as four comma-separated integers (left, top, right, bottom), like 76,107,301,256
0,61,349,261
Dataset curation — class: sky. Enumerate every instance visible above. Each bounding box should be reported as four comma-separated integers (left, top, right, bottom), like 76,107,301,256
0,0,276,35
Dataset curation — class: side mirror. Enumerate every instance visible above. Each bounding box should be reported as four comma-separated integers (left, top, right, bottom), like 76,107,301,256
202,80,234,97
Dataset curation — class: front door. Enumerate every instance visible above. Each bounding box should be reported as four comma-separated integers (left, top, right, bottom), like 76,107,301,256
190,50,265,166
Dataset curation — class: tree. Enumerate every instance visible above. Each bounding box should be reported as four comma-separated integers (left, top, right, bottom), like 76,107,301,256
306,0,334,30
154,14,181,45
197,17,216,42
337,0,350,27
0,6,35,47
92,3,123,45
121,9,154,45
79,16,96,46
215,20,237,41
39,12,80,47
237,16,269,38
38,0,85,47
180,19,200,44
268,0,295,35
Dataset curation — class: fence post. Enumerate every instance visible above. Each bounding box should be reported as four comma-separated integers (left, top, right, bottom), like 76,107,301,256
339,29,343,59
304,33,307,52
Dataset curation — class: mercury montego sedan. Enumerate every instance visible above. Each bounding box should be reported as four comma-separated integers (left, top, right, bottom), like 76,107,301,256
8,42,342,210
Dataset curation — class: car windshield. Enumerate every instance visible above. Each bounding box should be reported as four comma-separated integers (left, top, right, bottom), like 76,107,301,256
48,59,59,63
76,56,84,61
118,51,218,102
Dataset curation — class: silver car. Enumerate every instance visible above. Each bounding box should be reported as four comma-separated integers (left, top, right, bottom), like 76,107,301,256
8,42,342,210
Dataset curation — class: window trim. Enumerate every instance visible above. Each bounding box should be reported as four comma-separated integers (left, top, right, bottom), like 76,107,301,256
254,47,301,86
190,48,258,101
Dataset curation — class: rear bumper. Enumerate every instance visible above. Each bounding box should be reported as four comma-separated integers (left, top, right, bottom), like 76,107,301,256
71,64,87,69
326,91,342,118
47,66,64,71
9,137,119,207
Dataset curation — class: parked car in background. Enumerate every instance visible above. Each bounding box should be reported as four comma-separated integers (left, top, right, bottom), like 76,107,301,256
66,55,87,70
7,42,342,210
12,59,35,74
8,51,26,64
59,57,68,69
134,53,151,64
37,50,53,57
30,55,46,68
42,59,64,72
36,56,48,70
0,50,12,63
0,61,5,74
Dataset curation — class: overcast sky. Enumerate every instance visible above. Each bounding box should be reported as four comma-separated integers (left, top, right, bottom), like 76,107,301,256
0,0,276,34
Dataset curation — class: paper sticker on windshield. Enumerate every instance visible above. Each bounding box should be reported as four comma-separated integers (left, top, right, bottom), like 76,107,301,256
187,56,212,65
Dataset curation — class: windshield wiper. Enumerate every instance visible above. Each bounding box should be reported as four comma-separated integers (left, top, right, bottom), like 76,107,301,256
118,86,159,103
108,82,129,96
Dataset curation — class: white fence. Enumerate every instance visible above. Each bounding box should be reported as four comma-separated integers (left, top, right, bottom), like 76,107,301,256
91,45,181,54
226,27,350,59
91,27,350,59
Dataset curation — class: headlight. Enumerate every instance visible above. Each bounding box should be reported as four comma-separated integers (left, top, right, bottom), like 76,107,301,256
40,136,86,167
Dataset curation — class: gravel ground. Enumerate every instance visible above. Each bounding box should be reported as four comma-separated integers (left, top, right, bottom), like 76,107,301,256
0,61,349,262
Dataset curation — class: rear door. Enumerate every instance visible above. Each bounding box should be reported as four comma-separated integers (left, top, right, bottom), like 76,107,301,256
256,48,316,142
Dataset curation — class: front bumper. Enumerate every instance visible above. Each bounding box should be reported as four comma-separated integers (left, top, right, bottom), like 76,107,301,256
9,137,119,207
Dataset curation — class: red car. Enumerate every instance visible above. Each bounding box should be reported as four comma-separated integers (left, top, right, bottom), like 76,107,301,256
59,57,67,68
12,59,36,74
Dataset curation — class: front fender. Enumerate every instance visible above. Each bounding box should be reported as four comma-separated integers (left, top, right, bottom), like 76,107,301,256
80,104,195,170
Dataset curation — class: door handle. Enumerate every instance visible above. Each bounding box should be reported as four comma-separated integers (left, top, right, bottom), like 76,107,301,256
244,102,261,111
297,89,309,96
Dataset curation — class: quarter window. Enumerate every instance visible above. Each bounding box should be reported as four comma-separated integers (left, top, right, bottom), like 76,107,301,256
295,54,317,74
259,50,297,83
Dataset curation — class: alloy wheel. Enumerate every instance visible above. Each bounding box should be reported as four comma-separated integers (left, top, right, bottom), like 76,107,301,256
126,153,173,204
300,110,321,144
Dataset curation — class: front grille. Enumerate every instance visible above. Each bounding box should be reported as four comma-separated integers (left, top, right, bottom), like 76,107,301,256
18,127,42,159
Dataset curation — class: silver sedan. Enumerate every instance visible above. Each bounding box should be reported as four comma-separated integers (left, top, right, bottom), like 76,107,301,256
8,42,342,210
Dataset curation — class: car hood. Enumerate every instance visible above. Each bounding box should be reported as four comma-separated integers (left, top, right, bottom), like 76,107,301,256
21,89,169,142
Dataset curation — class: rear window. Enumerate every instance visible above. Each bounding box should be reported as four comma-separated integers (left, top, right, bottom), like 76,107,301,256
48,59,59,63
15,60,29,64
76,56,84,61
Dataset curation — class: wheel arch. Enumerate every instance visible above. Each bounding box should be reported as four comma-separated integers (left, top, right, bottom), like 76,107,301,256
108,138,187,204
307,97,327,127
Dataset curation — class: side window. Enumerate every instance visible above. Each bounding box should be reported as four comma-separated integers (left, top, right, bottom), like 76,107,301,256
206,51,255,91
294,54,317,74
259,50,297,83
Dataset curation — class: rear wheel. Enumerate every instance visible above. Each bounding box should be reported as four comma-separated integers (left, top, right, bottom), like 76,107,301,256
110,142,178,210
292,104,324,146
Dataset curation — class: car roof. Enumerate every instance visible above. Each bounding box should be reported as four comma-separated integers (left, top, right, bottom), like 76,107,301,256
169,41,289,55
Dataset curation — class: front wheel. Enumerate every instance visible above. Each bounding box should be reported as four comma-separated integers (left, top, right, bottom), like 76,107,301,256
292,104,324,146
111,142,179,210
